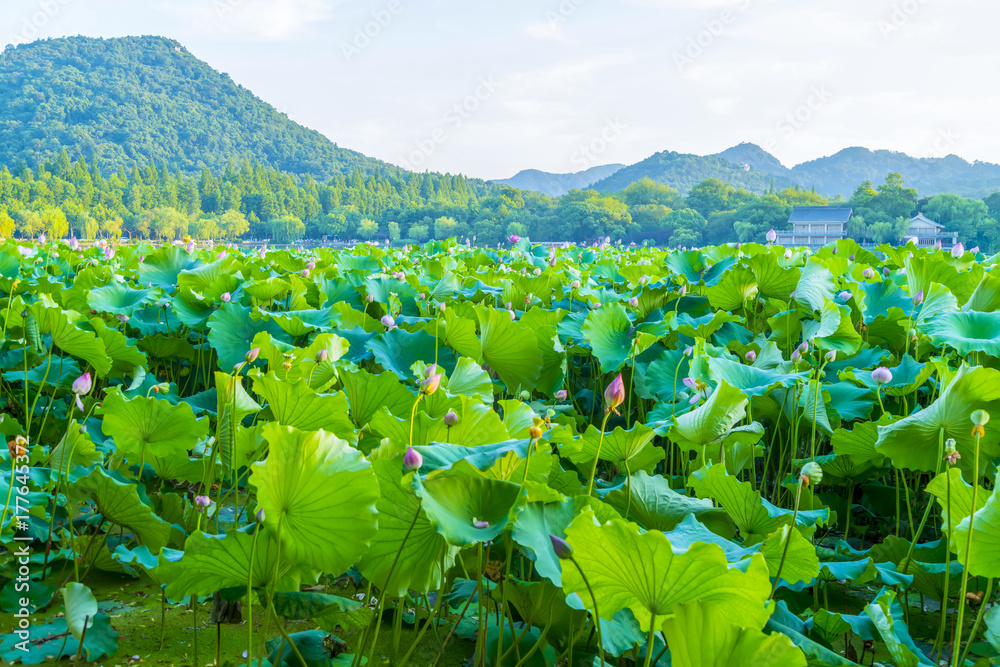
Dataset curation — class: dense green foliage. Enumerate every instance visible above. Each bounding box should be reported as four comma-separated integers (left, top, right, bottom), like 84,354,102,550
4,237,1000,666
7,150,1000,250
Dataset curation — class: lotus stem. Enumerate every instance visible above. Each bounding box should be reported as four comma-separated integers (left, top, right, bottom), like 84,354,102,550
642,614,657,667
246,521,261,667
770,478,803,598
586,411,612,496
958,577,993,666
952,430,983,666
567,555,605,667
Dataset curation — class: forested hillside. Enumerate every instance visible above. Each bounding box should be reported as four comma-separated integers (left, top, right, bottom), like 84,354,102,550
0,35,391,179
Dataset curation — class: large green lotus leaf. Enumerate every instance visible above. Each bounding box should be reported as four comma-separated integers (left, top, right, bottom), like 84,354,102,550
581,302,633,373
413,474,522,546
744,252,799,300
365,276,420,315
705,356,807,397
434,307,480,359
794,258,835,312
139,244,203,288
75,467,171,551
158,529,287,599
823,382,875,422
562,509,772,632
760,525,820,586
925,468,987,534
368,327,457,381
371,395,509,448
87,282,157,317
805,300,863,356
177,255,242,299
61,582,97,641
674,311,741,339
357,458,458,597
666,379,747,449
913,282,959,327
216,371,262,475
689,464,827,541
765,615,857,666
705,266,758,312
662,601,806,667
245,277,293,302
966,271,1000,313
29,304,112,376
98,387,209,461
511,499,577,586
666,251,734,286
264,307,336,337
565,423,663,474
830,419,885,468
636,347,690,402
861,278,912,323
250,424,378,573
604,470,734,536
252,371,356,442
443,355,494,403
413,439,531,474
905,253,974,307
922,311,1000,356
864,589,935,667
48,420,101,474
339,368,416,429
4,357,82,391
90,319,147,379
875,365,1000,475
208,303,290,371
477,306,543,392
170,291,214,329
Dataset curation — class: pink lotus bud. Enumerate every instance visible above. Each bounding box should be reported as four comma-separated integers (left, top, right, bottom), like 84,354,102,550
403,447,423,471
555,389,568,400
628,296,639,308
791,349,801,363
316,349,328,363
883,267,890,277
825,350,837,363
863,268,875,279
784,249,792,259
872,366,893,385
381,315,395,329
185,241,195,253
798,341,809,355
217,250,227,260
72,372,92,396
256,508,265,524
258,247,266,260
194,495,211,508
37,233,46,244
678,284,687,297
509,309,516,320
245,347,260,363
424,364,437,378
366,294,374,303
301,268,310,279
508,235,520,244
766,229,777,243
473,519,490,529
604,374,625,412
571,280,581,289
116,313,129,323
420,373,441,395
306,261,316,270
838,291,852,301
912,290,924,306
745,350,756,363
533,268,541,276
443,410,459,426
221,292,231,303
438,302,446,312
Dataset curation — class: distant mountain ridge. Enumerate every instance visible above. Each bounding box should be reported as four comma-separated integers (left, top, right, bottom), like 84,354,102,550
585,142,1000,199
492,164,626,197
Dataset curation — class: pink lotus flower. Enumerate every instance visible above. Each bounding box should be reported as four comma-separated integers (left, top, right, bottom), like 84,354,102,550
258,247,266,260
473,518,489,529
766,229,777,243
221,292,231,303
420,373,442,395
745,350,757,363
862,268,875,279
555,389,568,400
508,235,520,244
37,233,46,244
185,241,195,253
381,315,396,330
245,347,260,363
682,377,710,404
72,372,92,410
872,366,893,385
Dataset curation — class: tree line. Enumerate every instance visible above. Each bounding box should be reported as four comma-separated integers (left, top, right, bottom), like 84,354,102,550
3,149,1000,250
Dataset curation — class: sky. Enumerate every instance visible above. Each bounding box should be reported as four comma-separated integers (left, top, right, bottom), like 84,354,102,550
1,0,995,180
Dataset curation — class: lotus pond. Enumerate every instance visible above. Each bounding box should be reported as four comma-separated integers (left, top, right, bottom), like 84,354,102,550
3,236,1000,666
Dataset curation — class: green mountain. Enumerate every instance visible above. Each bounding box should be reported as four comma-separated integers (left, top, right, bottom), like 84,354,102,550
0,35,393,179
590,149,798,195
492,164,626,197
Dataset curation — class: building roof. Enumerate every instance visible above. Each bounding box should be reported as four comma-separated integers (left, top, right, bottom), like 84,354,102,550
788,206,853,223
907,213,944,228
